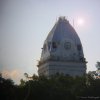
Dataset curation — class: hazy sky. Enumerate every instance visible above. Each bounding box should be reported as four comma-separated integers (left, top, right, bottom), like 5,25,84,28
0,0,100,84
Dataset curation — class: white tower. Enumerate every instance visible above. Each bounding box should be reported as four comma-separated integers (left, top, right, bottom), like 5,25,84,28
37,17,86,77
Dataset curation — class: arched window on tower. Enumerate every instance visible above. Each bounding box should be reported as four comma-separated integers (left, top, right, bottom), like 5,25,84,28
51,42,58,52
52,42,57,49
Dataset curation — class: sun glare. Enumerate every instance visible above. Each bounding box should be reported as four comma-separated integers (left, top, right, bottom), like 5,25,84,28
77,18,85,26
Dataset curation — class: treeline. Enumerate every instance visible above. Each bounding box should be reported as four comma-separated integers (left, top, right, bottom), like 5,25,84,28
0,73,100,100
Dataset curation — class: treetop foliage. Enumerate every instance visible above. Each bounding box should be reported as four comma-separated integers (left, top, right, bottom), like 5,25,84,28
0,73,100,100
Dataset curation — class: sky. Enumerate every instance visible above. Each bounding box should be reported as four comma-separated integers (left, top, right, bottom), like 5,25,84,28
0,0,100,84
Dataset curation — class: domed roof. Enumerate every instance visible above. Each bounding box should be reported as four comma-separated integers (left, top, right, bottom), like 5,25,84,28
46,17,80,44
40,17,85,63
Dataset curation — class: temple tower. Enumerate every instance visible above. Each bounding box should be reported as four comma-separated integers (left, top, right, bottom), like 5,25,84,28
37,17,86,76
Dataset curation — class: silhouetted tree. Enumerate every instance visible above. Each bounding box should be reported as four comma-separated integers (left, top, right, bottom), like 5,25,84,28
1,72,100,100
96,61,100,70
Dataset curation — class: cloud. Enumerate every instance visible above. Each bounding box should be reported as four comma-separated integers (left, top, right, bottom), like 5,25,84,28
10,70,20,78
1,69,24,84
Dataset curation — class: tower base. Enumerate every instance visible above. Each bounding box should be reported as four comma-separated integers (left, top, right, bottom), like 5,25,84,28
38,61,86,77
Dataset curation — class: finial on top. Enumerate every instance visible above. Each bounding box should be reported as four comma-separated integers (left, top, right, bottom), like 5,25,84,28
59,16,66,20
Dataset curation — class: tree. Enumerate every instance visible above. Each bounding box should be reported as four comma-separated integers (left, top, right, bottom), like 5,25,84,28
0,73,16,100
96,61,100,70
20,79,26,86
